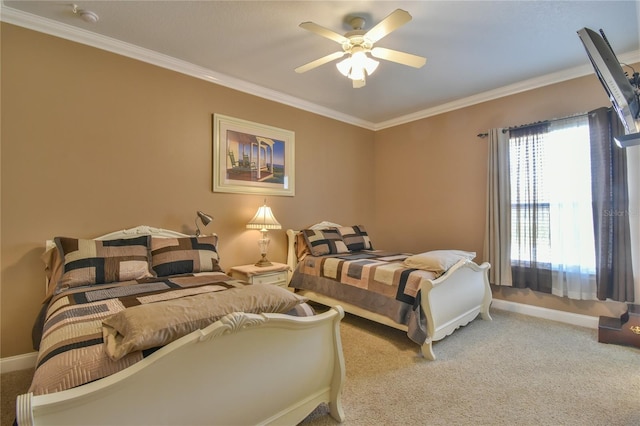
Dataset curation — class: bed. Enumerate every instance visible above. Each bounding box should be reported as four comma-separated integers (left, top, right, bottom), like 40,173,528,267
16,225,345,425
286,222,492,360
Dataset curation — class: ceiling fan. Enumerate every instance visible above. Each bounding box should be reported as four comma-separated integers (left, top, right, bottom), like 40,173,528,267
295,9,426,88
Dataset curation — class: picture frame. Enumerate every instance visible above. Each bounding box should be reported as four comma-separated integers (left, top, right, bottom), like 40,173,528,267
213,114,295,196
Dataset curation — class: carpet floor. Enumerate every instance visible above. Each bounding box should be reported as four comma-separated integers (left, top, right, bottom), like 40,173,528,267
2,308,638,426
300,308,639,426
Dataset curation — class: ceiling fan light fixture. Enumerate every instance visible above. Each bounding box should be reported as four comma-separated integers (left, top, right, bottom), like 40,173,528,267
350,63,365,81
351,48,379,78
336,52,379,81
352,78,366,89
350,50,367,68
363,56,379,75
336,57,352,77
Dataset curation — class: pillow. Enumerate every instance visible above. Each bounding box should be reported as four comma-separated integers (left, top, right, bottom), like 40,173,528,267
151,236,222,276
402,250,476,274
337,225,373,251
54,235,152,291
295,231,311,261
301,228,349,256
42,242,64,300
102,284,308,360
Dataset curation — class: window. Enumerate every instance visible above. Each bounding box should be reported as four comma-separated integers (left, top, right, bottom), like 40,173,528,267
508,115,596,299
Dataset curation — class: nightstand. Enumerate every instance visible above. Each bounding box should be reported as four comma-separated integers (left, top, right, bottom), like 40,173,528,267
229,262,290,289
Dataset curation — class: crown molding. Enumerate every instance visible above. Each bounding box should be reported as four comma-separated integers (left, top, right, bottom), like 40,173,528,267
0,4,375,130
374,49,640,130
3,4,639,132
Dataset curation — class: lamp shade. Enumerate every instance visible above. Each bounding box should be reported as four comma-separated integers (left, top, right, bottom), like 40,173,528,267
246,204,281,231
336,57,352,77
197,211,213,226
195,211,213,236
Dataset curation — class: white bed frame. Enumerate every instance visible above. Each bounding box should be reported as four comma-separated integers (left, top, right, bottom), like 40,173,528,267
286,224,492,360
18,225,346,425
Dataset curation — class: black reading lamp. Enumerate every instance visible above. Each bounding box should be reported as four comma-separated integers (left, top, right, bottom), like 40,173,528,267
195,211,213,236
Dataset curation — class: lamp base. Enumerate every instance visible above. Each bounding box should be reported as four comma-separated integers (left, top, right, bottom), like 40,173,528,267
254,254,273,267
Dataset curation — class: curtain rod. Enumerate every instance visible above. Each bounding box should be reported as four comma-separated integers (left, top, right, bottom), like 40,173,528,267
477,112,589,138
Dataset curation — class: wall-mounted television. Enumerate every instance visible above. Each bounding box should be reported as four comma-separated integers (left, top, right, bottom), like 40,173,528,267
577,27,640,148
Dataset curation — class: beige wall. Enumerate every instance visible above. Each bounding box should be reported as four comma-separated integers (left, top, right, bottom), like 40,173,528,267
374,76,613,254
1,23,632,358
373,75,633,318
1,24,375,357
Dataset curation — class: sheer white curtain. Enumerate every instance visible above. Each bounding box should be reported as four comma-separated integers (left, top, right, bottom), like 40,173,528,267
546,116,597,299
485,117,598,299
483,128,512,286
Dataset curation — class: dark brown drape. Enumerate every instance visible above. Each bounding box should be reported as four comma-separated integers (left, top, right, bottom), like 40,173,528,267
588,107,634,302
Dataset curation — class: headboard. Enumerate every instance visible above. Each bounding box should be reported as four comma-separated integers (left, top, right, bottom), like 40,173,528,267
44,225,195,253
285,221,342,279
43,225,218,295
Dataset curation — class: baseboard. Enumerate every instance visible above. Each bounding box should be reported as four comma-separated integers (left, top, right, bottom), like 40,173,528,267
491,299,599,329
0,352,37,373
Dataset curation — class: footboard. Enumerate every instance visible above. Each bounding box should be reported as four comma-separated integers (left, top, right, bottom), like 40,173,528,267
17,307,346,426
419,260,492,360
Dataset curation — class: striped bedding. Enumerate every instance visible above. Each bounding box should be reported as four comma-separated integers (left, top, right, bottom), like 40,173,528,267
289,251,439,345
30,272,312,395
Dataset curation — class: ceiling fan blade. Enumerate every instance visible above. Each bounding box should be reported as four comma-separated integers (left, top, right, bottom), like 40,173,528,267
364,9,412,43
295,51,346,73
370,47,426,68
299,22,349,44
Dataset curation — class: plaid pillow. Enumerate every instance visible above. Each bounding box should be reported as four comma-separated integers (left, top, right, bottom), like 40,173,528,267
337,225,373,251
302,229,349,256
150,236,222,276
295,232,311,261
55,235,152,291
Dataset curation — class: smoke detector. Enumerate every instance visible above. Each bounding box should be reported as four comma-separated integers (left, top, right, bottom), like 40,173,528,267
72,4,99,23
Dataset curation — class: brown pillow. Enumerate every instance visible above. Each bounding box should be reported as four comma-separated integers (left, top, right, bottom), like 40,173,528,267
301,228,349,256
150,236,222,276
54,235,152,292
102,284,307,360
295,232,311,261
42,243,64,300
337,225,373,251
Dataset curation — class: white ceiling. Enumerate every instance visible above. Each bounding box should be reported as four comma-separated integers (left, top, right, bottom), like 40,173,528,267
3,1,640,129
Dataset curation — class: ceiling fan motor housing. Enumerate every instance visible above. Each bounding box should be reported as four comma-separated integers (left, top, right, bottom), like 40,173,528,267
349,17,366,30
342,33,372,53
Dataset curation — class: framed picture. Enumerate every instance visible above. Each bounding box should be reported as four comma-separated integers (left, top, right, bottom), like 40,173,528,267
213,114,295,196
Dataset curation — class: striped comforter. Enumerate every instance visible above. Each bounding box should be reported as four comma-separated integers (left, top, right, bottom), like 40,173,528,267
30,272,311,395
289,251,439,345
